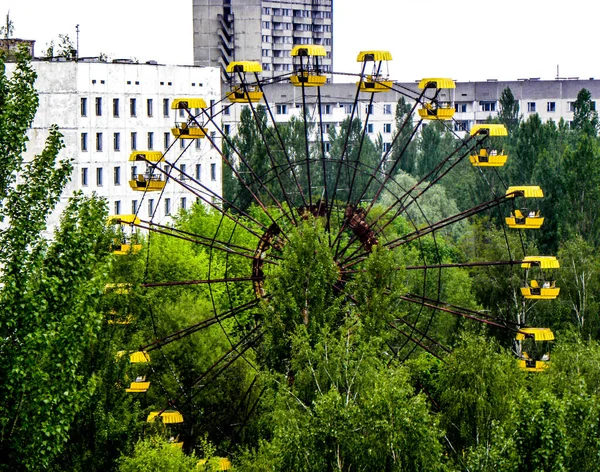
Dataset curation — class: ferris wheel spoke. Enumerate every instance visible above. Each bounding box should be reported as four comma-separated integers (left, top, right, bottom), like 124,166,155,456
201,110,293,229
139,219,270,257
134,222,278,265
327,60,368,219
399,294,514,330
387,321,445,361
383,193,514,250
141,276,263,288
142,299,263,352
186,326,263,400
255,75,308,209
237,74,301,223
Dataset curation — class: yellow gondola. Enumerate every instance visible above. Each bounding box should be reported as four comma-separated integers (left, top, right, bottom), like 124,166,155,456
128,151,166,191
197,457,232,470
147,410,184,424
291,45,327,87
417,78,455,120
226,61,263,103
104,282,133,294
108,214,142,255
469,124,509,166
125,380,150,393
356,50,393,93
129,351,151,363
170,98,209,139
520,256,560,299
107,311,134,325
505,186,544,229
516,327,554,372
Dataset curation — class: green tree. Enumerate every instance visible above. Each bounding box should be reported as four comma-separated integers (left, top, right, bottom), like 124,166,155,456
571,88,598,136
498,87,520,135
391,96,418,175
0,48,110,470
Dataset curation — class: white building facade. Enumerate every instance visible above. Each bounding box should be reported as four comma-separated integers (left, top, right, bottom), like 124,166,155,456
23,60,223,228
223,78,600,149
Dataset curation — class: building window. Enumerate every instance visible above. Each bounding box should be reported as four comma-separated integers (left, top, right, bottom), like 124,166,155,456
455,103,467,113
81,97,88,116
195,164,201,181
365,104,373,114
195,138,201,149
163,98,169,117
96,167,103,186
95,97,102,116
383,142,392,152
383,104,392,115
547,101,556,112
114,132,120,151
114,166,121,185
96,132,103,151
147,98,153,117
147,132,154,150
526,102,536,113
276,104,288,114
321,104,332,115
224,124,230,134
454,121,469,132
132,200,138,214
366,123,374,133
81,167,88,186
179,108,186,118
164,132,170,149
180,197,187,210
148,198,154,216
480,101,496,112
131,132,137,150
180,163,187,180
130,98,137,117
210,163,217,181
114,200,121,215
81,132,88,151
343,104,353,114
164,198,171,215
113,98,119,117
180,138,185,149
383,123,392,133
131,165,137,180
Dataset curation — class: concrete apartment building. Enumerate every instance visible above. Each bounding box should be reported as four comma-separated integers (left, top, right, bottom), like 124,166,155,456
19,59,223,227
193,0,333,79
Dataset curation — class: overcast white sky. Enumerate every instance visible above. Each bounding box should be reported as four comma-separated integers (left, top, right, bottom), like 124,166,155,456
2,0,597,82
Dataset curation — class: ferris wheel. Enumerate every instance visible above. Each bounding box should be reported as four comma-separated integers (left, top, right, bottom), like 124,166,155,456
106,47,559,440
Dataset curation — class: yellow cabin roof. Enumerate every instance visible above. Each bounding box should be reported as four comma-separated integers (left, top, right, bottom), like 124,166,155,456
506,186,544,198
291,45,326,57
128,151,164,163
130,351,151,363
107,214,141,225
171,98,207,110
356,50,393,62
521,256,560,269
516,327,555,341
470,124,508,137
147,410,184,424
226,61,262,73
418,78,456,89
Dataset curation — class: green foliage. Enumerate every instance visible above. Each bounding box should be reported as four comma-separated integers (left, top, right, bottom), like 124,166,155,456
117,436,198,472
237,324,446,471
498,87,520,134
0,47,110,471
571,88,598,135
